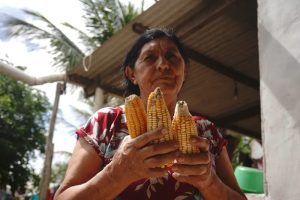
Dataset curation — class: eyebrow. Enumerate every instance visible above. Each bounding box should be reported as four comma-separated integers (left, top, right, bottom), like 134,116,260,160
141,49,156,54
141,46,179,55
166,47,179,53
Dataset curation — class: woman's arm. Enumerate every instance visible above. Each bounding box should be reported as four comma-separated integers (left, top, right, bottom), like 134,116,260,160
215,146,246,198
54,137,130,200
54,128,179,200
200,146,247,199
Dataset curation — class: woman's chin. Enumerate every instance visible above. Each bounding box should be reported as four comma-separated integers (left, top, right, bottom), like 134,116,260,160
155,85,178,97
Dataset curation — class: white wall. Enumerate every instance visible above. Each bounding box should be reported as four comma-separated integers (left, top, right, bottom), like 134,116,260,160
258,0,300,199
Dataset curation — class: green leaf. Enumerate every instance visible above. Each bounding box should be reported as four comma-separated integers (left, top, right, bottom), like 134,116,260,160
0,74,49,192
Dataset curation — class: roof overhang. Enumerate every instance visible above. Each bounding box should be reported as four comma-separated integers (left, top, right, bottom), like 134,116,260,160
68,0,261,139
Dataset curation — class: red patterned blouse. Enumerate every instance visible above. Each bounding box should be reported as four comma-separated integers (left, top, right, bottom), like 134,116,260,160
76,106,227,200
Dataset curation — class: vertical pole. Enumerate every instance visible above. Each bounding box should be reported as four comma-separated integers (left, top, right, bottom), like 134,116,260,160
39,83,63,200
93,87,104,112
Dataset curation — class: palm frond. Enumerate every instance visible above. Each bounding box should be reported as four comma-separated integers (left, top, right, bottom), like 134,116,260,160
79,0,107,46
1,1,141,71
117,0,127,27
116,1,140,27
2,13,56,44
79,0,140,46
1,9,85,71
141,0,145,13
23,10,84,54
62,22,98,52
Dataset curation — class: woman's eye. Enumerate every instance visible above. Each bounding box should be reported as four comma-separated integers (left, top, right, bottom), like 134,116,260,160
144,54,157,61
166,52,177,60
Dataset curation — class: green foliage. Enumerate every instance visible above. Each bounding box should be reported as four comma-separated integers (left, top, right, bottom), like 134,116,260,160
0,72,50,193
77,0,140,49
118,1,140,26
231,135,252,169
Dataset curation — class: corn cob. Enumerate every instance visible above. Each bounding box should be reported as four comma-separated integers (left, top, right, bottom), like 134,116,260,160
147,87,173,143
125,94,147,138
172,101,200,154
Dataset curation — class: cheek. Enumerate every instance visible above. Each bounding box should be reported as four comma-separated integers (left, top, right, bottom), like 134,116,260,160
135,68,153,85
175,65,186,81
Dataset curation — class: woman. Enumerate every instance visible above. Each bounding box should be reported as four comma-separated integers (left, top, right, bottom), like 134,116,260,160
54,28,246,200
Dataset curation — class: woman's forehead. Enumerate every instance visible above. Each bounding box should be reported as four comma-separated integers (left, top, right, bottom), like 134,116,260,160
140,37,179,53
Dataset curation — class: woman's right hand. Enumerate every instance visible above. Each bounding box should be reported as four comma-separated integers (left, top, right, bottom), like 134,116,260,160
108,128,179,184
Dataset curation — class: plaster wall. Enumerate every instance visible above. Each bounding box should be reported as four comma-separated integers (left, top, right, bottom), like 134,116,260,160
258,0,300,199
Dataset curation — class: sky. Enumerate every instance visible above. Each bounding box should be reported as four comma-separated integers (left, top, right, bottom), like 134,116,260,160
0,0,155,173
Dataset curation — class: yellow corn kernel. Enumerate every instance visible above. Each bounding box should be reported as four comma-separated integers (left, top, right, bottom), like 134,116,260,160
147,87,173,143
172,101,200,154
125,94,147,138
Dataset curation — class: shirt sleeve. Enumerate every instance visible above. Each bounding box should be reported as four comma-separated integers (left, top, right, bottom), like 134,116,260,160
192,116,227,156
75,107,119,157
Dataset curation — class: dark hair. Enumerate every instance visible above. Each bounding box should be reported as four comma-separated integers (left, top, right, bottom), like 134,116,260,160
122,27,189,97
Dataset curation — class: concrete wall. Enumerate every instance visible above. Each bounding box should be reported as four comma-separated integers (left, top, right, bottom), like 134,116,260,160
258,0,300,200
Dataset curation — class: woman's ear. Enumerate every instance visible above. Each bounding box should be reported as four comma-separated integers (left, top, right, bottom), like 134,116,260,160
125,66,137,85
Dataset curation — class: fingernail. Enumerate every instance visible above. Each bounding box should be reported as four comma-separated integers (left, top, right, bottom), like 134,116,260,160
190,138,197,143
172,172,180,178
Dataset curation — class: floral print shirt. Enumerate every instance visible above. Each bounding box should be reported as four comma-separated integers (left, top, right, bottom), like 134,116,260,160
76,106,227,200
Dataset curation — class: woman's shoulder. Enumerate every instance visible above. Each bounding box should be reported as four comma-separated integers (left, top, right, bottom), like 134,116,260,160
192,115,215,130
192,115,220,137
94,105,124,114
79,106,125,134
90,105,124,120
76,105,126,159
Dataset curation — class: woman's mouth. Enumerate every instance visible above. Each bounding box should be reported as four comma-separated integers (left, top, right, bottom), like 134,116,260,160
155,76,174,82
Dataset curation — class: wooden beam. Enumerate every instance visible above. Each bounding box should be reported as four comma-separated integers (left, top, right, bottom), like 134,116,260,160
95,82,124,97
226,125,261,139
68,74,94,86
190,109,261,139
213,103,260,125
68,74,124,97
185,46,259,90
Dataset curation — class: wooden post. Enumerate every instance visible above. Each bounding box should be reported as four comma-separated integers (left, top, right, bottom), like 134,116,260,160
93,87,104,112
39,83,63,199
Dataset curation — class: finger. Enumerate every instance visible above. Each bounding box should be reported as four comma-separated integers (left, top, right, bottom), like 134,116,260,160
133,128,168,148
172,164,208,176
147,168,168,178
175,152,210,165
118,135,132,148
190,136,210,152
172,173,209,184
144,151,180,168
141,140,179,157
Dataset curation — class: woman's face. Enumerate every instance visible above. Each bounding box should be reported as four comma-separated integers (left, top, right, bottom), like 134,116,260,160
126,37,186,102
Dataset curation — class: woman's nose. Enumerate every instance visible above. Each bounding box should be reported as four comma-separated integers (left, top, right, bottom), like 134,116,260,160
157,57,169,71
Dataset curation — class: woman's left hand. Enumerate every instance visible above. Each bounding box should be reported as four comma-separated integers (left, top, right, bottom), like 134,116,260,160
171,135,216,191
